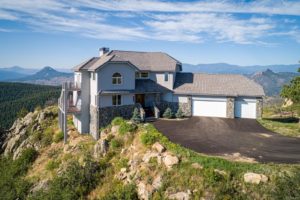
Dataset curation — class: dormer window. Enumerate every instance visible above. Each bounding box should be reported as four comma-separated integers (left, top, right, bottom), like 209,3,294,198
112,73,122,84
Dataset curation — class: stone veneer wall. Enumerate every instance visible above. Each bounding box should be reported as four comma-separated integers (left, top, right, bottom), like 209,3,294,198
226,97,235,118
157,99,192,117
256,98,263,118
99,105,136,128
90,105,99,140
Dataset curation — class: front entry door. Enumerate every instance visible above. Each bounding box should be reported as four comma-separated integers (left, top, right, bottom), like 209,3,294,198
135,94,145,107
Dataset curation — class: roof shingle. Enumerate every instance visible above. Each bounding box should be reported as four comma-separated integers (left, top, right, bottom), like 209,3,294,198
174,73,265,97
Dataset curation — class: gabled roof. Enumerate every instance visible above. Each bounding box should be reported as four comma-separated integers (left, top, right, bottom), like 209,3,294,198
74,50,181,72
174,73,265,97
135,79,171,93
108,50,181,72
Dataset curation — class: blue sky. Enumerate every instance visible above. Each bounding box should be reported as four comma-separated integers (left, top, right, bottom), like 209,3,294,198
0,0,300,69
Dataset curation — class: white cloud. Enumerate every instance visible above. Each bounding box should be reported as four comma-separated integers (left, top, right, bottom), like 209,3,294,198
145,13,274,44
0,0,299,44
76,0,300,16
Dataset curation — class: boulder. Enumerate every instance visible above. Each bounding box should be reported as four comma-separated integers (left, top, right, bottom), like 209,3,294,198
168,192,190,200
152,142,166,153
191,163,203,170
162,153,179,169
142,151,160,163
137,181,154,200
93,139,109,158
111,125,120,135
152,174,162,190
243,172,268,184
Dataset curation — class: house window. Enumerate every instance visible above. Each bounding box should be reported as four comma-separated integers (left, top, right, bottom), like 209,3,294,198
112,73,122,84
92,72,95,80
112,95,121,106
141,72,149,78
164,72,169,81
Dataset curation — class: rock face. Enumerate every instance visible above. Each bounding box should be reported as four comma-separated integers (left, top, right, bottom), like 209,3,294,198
1,107,56,159
244,172,268,184
162,153,179,169
93,139,109,158
168,192,190,200
152,142,165,153
137,181,154,200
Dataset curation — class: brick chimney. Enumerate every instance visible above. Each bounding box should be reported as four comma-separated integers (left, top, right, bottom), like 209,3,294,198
99,47,109,57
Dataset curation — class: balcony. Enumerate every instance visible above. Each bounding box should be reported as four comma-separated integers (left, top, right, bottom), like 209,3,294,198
67,82,81,91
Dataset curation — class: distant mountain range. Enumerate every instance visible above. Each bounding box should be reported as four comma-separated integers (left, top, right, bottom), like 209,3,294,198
0,66,73,86
183,63,299,74
246,69,298,96
1,63,299,95
182,63,299,96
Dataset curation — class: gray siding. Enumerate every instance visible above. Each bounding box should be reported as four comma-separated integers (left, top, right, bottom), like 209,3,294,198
99,94,135,107
98,63,136,91
149,72,175,90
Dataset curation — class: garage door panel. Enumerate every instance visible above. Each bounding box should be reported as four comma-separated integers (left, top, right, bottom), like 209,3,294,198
192,98,227,118
235,98,256,119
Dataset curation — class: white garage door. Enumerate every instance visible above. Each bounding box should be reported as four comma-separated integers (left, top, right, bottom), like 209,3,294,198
235,98,257,119
192,97,227,118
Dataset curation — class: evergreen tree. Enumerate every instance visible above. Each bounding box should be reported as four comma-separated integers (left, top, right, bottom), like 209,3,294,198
131,108,141,123
176,107,184,118
163,107,173,119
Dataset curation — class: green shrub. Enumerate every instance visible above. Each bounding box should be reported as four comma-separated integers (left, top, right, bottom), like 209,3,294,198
119,122,137,135
110,138,123,149
163,107,173,119
176,107,184,118
0,148,37,200
101,183,138,200
111,117,125,126
41,127,53,146
45,160,60,171
29,158,104,200
131,108,141,123
140,125,162,145
53,131,64,143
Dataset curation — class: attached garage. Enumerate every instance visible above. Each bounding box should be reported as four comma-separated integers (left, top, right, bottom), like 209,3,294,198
234,98,257,119
192,97,227,118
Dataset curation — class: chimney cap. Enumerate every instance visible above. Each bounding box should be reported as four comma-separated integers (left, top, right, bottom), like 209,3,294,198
99,47,110,57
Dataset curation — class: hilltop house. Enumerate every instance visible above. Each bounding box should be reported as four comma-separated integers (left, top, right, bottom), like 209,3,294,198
58,48,264,140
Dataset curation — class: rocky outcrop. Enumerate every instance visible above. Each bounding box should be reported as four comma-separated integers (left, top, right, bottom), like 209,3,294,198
168,191,190,200
93,139,109,158
1,107,56,159
243,172,268,184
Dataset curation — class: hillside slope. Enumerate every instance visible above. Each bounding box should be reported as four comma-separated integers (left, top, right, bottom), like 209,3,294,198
0,82,60,130
1,106,300,199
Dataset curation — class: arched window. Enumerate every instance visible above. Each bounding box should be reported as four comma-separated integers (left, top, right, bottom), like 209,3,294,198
112,73,122,84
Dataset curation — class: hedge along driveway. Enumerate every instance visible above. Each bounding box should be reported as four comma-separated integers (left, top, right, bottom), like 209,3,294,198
153,117,300,164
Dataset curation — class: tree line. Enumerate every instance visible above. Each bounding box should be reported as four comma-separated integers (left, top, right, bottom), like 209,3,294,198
0,82,60,130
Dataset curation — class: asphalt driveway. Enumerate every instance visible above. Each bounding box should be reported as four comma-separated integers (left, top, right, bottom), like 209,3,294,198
153,117,300,164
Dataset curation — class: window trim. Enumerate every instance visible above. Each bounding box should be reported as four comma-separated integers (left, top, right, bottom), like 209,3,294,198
112,94,122,106
112,72,122,85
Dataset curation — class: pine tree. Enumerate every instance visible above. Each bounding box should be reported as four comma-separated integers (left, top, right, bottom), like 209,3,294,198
131,108,141,123
163,107,173,119
176,107,184,118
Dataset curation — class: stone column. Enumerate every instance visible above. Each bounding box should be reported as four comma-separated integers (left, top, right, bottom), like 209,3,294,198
256,98,263,118
226,97,235,118
90,105,99,140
